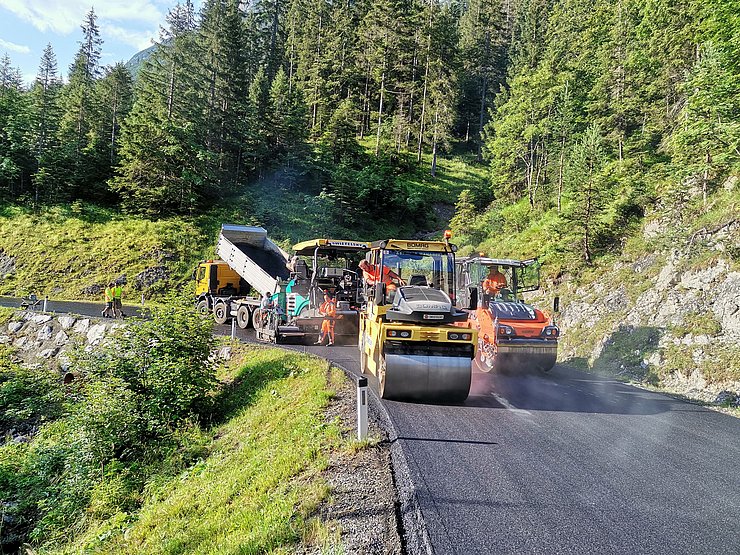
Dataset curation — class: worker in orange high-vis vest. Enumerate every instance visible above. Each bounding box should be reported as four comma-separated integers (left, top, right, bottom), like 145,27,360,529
359,260,405,287
482,265,507,304
315,292,337,346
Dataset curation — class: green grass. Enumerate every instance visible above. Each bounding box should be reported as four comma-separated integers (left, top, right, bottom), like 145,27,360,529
0,203,218,300
49,346,346,554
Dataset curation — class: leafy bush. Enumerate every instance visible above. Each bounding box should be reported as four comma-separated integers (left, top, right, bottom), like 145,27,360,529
0,297,217,549
0,351,65,436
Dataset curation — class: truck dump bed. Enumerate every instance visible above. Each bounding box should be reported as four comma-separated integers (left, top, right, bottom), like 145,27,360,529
217,224,290,294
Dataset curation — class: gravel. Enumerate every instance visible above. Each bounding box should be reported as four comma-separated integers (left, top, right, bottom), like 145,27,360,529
306,368,403,554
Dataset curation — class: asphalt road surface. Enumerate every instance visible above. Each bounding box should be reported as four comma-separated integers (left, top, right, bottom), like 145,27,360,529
3,297,738,554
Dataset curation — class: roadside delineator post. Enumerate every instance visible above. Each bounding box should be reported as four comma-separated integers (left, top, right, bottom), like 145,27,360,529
43,296,48,312
231,316,236,340
357,377,368,440
141,293,145,306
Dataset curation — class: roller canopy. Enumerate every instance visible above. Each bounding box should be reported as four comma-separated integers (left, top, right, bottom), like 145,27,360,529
292,239,370,256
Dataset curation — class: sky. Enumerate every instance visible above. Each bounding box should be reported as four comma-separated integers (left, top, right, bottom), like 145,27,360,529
0,1,201,86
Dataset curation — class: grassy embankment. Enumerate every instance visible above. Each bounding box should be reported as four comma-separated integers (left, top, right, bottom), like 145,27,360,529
1,342,355,554
0,149,486,302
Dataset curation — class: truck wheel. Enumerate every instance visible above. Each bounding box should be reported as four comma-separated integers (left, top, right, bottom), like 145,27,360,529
236,306,251,329
213,302,229,325
251,308,261,329
196,300,209,317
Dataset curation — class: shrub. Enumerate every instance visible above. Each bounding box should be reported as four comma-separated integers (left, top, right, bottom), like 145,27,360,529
0,351,65,436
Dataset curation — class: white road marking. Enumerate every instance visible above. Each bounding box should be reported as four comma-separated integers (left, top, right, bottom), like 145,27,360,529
490,393,532,416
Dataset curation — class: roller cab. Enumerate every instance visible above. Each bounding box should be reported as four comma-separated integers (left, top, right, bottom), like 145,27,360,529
359,238,477,402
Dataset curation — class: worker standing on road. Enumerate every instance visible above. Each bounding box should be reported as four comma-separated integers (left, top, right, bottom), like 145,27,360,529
112,281,124,318
482,265,507,305
315,292,337,346
102,282,114,318
259,291,273,327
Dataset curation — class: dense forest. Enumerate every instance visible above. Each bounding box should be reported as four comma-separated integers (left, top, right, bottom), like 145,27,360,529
0,0,738,264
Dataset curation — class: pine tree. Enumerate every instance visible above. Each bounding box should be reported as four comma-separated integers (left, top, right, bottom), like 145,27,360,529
111,2,202,214
0,54,34,198
31,44,63,204
458,0,507,160
564,124,612,264
57,8,104,197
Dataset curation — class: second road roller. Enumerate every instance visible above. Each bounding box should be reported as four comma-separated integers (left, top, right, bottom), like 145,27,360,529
358,232,477,402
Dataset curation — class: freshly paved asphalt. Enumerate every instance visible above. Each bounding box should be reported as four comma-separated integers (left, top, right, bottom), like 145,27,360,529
3,297,738,554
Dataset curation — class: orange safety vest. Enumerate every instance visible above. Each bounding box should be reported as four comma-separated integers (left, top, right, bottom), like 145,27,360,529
363,264,399,286
483,272,507,294
320,300,337,319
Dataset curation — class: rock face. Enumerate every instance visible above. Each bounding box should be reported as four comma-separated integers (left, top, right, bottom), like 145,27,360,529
0,249,16,278
2,312,120,370
559,244,740,405
134,266,169,290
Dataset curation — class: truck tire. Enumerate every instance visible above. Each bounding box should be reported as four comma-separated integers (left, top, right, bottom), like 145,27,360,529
251,308,261,329
196,299,209,317
236,306,251,329
213,302,229,325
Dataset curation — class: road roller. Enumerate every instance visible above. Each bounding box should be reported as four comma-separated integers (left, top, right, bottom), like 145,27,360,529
358,234,477,402
456,256,559,374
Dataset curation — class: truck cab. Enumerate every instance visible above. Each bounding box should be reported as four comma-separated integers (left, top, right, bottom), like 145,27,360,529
194,260,245,299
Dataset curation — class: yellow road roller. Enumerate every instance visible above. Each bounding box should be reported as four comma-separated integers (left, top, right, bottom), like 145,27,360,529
358,235,477,402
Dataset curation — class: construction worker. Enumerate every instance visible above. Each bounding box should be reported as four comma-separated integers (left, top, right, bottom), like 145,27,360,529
260,291,273,326
316,292,337,346
112,281,124,318
359,260,405,287
482,265,507,304
101,282,114,318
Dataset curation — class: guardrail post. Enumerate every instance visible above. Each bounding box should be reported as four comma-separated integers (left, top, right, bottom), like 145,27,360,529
357,377,368,440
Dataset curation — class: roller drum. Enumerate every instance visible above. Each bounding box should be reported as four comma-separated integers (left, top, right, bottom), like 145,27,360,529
382,354,471,402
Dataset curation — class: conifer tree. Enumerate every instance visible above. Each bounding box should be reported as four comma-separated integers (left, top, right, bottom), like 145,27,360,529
57,8,103,196
0,54,34,198
31,44,62,204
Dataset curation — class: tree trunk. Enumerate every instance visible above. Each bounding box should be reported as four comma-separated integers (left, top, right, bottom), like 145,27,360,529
703,151,710,207
557,136,565,213
431,109,439,177
477,30,490,162
375,65,386,157
416,1,433,163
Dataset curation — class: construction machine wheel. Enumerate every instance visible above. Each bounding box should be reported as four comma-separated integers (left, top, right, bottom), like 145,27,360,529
196,300,209,317
213,302,229,325
379,354,471,402
251,308,262,329
236,306,251,329
474,352,494,374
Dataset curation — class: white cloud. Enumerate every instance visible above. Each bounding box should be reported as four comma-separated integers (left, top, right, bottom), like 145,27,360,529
0,38,30,54
101,23,156,51
0,0,164,35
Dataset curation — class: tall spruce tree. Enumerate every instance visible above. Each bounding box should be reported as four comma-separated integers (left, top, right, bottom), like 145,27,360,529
57,8,103,197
